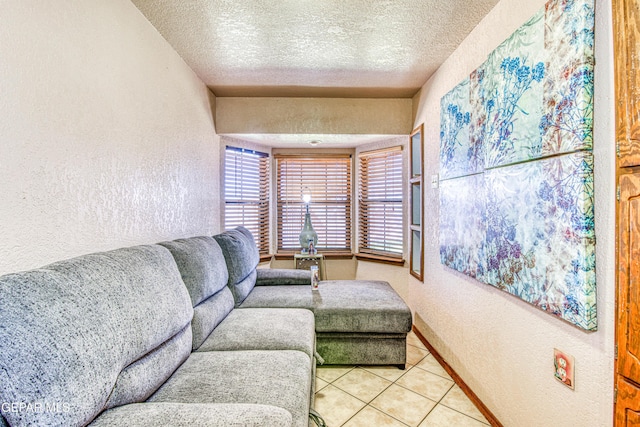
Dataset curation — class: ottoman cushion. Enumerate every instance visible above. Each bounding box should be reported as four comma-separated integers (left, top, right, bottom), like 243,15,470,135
241,280,412,334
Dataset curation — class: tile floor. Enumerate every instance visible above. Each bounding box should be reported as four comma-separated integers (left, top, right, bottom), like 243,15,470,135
313,331,491,427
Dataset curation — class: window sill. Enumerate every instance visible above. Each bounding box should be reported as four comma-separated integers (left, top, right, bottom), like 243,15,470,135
274,251,354,261
259,254,274,263
355,253,405,266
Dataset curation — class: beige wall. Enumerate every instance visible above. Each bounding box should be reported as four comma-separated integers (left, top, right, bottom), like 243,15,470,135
216,97,412,135
353,137,411,298
0,0,221,275
410,1,615,426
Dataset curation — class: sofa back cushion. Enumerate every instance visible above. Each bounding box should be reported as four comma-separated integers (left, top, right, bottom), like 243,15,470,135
159,236,234,349
158,236,229,307
0,245,193,427
213,226,260,306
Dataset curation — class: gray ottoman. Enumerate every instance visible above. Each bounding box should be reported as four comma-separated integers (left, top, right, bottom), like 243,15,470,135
241,280,412,368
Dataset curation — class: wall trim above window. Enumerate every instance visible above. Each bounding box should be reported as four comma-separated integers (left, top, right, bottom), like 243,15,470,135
358,145,403,157
273,153,352,159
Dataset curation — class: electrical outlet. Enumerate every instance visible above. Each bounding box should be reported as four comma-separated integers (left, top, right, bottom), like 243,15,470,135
554,348,575,390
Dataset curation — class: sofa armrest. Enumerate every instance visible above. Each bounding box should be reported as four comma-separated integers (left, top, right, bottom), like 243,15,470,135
256,268,311,286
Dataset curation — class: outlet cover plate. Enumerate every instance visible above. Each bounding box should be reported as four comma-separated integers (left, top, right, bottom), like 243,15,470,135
554,348,575,390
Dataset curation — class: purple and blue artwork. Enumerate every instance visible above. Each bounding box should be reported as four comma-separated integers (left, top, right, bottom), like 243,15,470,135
438,0,596,330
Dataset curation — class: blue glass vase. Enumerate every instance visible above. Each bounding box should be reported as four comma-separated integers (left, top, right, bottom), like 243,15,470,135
299,211,318,252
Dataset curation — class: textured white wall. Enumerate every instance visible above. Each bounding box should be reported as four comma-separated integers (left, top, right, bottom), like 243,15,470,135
0,0,220,275
216,97,413,135
411,0,615,426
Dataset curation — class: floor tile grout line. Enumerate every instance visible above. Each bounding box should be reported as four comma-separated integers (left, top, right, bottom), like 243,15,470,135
413,352,492,425
419,350,492,425
313,382,367,426
412,363,454,381
327,380,390,427
411,353,454,378
437,400,492,425
408,362,455,383
360,365,411,383
413,359,491,426
410,343,492,424
321,360,434,426
316,344,490,426
390,379,443,405
316,365,393,426
333,378,392,406
407,342,428,352
317,376,486,427
332,363,433,427
423,402,492,426
329,367,396,405
339,403,412,427
334,357,452,426
413,382,456,427
316,366,356,384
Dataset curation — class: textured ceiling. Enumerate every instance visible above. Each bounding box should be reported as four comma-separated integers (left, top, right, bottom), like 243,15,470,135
131,0,500,98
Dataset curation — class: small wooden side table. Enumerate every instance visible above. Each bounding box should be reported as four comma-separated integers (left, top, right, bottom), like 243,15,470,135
294,253,326,280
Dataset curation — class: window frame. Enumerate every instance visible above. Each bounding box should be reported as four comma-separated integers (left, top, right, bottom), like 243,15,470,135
409,124,424,281
357,146,405,262
275,154,352,254
223,146,270,256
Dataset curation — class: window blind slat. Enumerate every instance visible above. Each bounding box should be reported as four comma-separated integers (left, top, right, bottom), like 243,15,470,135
358,146,403,257
224,146,270,254
276,156,352,252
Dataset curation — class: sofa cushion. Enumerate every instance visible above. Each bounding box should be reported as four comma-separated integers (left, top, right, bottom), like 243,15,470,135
0,245,193,427
149,350,311,427
103,325,192,410
191,287,235,350
90,402,293,427
240,285,315,309
241,281,412,334
213,227,259,304
312,281,412,333
158,236,229,307
228,269,257,306
158,236,234,349
256,268,311,286
196,308,315,359
235,225,257,245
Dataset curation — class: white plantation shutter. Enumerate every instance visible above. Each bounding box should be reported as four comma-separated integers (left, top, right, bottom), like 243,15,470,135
224,146,269,254
358,146,403,257
276,155,352,252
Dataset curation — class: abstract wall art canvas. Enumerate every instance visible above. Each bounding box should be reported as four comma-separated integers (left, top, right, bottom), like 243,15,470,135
483,151,596,329
481,7,546,169
439,173,486,279
438,0,596,330
439,77,475,180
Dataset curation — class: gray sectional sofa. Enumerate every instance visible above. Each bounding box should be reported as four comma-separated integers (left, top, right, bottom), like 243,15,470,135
0,227,412,427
